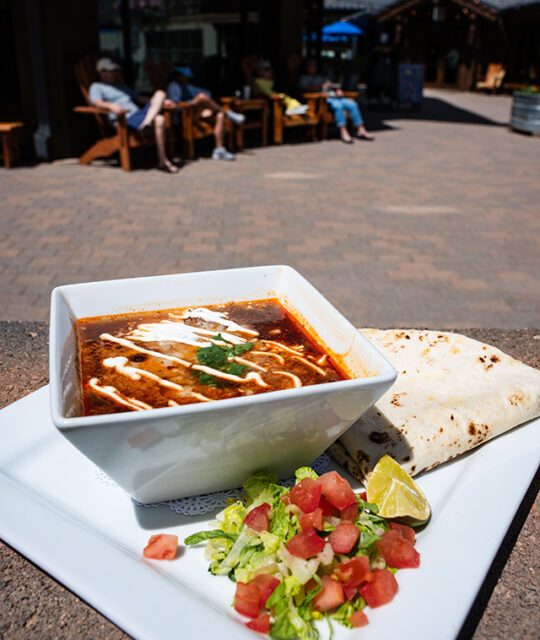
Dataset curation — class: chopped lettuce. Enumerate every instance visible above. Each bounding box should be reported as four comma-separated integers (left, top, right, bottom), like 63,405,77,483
184,467,415,639
294,467,319,483
184,530,238,545
244,471,289,509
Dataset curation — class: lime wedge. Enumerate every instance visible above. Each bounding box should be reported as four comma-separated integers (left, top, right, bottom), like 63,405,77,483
367,455,431,525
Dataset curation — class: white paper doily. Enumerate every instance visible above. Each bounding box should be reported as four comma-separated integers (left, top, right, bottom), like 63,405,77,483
93,452,332,516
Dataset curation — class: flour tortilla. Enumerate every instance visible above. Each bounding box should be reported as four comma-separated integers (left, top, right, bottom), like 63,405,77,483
329,329,540,483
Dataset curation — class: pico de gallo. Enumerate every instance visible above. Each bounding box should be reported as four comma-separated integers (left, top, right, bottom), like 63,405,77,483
184,467,423,638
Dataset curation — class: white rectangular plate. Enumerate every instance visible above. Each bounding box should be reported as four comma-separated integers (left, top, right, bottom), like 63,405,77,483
0,386,539,640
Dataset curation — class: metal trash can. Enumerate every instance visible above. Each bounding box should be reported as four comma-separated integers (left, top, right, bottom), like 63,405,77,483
510,91,540,135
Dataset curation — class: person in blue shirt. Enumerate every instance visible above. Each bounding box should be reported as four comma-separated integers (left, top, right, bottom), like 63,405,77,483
167,65,244,161
89,58,179,172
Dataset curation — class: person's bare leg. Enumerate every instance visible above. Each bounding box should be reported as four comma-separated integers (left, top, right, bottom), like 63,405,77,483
154,114,178,172
339,125,352,143
191,93,223,118
139,90,166,130
214,111,225,148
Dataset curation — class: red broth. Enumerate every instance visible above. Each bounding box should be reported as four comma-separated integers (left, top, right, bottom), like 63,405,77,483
76,299,349,416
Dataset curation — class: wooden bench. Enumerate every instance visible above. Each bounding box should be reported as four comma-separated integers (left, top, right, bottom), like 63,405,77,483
0,122,23,168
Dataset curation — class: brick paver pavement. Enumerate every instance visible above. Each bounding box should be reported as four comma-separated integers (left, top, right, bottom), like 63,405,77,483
1,89,539,328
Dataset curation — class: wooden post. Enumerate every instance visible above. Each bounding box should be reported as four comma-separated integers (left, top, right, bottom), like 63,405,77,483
117,114,131,171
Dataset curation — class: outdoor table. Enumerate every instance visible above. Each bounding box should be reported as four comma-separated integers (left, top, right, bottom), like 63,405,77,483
221,97,269,150
0,322,538,638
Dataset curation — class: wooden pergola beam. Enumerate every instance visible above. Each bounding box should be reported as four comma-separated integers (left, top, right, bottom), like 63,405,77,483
377,0,499,23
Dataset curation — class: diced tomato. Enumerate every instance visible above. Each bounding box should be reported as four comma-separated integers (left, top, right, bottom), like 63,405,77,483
340,502,359,522
245,612,270,634
350,610,369,627
298,507,324,531
234,581,261,618
319,493,339,517
289,478,322,513
251,574,280,607
286,527,326,559
335,555,371,587
358,491,367,501
328,522,360,554
244,503,271,533
312,575,345,612
389,522,416,545
319,471,357,511
343,585,358,601
142,534,178,560
376,530,420,569
359,568,398,608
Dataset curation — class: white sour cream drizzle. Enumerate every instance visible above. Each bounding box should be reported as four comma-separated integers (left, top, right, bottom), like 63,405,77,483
292,356,327,376
261,340,305,357
100,333,269,386
93,309,334,412
251,350,285,364
176,308,259,336
89,378,153,411
274,371,302,388
129,320,246,347
103,356,185,391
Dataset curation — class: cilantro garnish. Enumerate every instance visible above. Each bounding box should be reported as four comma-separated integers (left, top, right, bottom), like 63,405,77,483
192,334,255,386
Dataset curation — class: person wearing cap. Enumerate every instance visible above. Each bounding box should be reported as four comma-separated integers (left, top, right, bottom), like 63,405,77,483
167,65,245,161
89,57,179,172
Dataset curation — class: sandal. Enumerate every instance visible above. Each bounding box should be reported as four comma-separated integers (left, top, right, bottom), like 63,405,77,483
355,133,375,141
158,162,180,174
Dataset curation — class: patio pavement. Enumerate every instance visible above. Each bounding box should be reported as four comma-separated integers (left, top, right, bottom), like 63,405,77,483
1,89,539,328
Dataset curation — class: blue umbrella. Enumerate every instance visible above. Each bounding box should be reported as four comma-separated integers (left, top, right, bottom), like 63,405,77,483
322,21,363,36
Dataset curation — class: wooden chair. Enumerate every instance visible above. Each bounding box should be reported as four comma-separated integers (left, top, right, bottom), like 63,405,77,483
145,58,233,159
269,95,319,144
73,55,174,171
476,64,506,95
221,97,268,150
303,91,359,140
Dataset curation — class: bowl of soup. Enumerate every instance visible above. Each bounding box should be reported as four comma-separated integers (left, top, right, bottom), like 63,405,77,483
50,266,396,503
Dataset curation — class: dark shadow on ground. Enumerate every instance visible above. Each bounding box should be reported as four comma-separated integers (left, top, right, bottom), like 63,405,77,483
361,96,508,134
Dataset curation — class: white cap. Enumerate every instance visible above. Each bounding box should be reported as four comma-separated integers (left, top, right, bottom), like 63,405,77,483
96,57,120,72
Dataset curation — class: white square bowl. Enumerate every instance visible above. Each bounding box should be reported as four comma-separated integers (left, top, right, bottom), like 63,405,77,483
49,265,396,503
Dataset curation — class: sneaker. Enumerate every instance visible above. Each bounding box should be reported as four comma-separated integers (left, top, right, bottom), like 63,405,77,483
226,110,245,125
285,104,309,116
212,147,235,161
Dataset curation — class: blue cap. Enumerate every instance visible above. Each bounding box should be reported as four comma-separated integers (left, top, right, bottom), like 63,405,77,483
174,66,193,78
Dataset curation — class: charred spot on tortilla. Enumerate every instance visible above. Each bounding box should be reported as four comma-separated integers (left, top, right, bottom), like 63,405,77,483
468,422,477,436
131,353,147,363
450,414,455,421
508,392,524,406
479,356,486,363
490,355,500,364
369,431,389,444
391,392,406,407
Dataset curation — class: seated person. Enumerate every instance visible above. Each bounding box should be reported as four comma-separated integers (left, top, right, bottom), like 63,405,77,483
89,57,179,173
167,65,244,161
252,60,308,116
299,58,374,144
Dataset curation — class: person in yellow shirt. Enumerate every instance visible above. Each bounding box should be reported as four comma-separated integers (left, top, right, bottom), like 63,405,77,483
252,61,308,115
